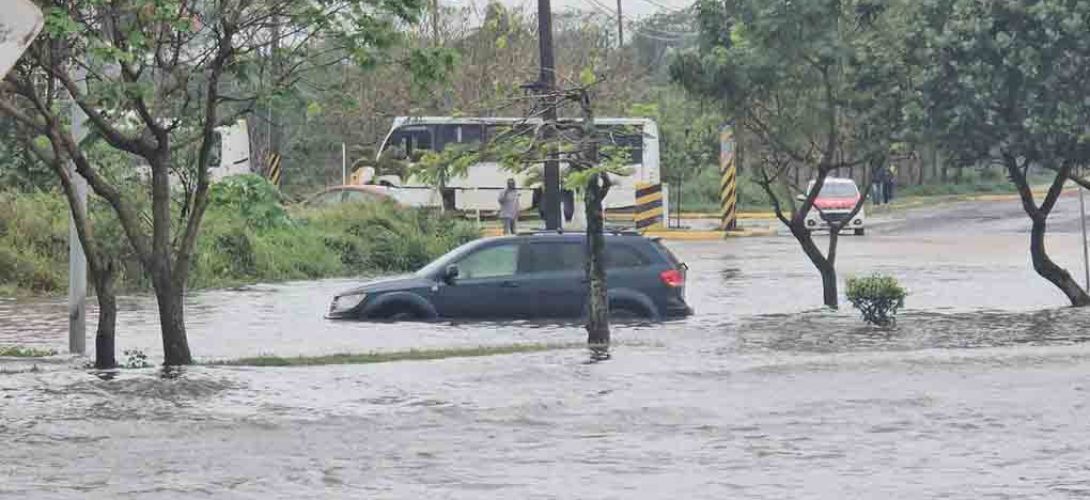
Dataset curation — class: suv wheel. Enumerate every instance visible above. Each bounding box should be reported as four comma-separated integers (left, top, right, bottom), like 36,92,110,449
375,304,422,321
610,302,651,320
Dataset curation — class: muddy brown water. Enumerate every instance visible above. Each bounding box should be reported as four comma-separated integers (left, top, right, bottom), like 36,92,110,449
3,204,1090,498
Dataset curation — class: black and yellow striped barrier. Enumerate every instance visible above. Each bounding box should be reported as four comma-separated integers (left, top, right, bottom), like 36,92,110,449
266,153,282,186
719,126,738,230
635,182,665,231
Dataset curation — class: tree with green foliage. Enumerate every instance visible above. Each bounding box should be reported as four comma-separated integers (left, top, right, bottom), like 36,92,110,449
0,0,436,365
672,0,912,308
458,75,628,357
910,0,1090,306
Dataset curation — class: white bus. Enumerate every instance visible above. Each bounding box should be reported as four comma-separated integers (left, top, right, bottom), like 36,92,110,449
370,116,661,214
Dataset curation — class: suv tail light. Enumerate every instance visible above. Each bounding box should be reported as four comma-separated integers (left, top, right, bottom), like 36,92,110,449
660,269,685,288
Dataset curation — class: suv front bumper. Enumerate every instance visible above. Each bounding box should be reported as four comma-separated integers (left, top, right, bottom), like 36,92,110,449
804,211,864,231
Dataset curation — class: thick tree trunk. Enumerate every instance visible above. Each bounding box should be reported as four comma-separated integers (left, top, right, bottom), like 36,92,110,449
1030,216,1090,306
92,267,118,369
153,275,193,365
790,225,840,309
585,174,610,350
1006,158,1090,307
819,261,838,308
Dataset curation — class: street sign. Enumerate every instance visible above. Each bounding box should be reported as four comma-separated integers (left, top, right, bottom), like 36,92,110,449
0,0,44,78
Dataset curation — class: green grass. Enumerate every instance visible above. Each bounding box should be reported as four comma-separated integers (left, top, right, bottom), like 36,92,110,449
0,345,58,357
0,180,480,296
210,342,582,367
673,167,776,213
897,179,1014,198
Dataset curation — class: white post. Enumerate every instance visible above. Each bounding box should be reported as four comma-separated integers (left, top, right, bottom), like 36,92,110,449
341,142,347,185
1080,185,1089,291
68,66,88,355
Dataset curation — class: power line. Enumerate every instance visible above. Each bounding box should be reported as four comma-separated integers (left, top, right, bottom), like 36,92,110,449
585,0,696,40
632,0,695,15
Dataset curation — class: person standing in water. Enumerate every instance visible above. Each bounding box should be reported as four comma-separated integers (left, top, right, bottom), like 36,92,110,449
498,178,520,235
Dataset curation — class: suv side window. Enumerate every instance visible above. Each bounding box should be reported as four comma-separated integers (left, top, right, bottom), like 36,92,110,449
605,243,648,269
457,244,518,279
522,242,583,274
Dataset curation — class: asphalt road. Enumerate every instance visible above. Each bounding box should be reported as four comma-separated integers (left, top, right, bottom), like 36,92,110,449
872,191,1089,235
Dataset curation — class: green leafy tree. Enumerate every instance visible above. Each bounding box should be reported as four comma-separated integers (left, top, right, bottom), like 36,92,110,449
671,0,912,308
465,76,629,357
0,0,432,365
910,0,1090,306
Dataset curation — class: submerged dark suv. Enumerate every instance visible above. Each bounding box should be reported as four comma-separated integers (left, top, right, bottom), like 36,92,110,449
327,232,692,321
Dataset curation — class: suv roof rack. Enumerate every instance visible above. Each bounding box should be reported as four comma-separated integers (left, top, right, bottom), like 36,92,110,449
519,228,642,237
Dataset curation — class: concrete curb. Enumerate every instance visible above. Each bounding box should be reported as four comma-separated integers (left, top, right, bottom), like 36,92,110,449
480,226,779,240
643,227,778,240
673,212,778,220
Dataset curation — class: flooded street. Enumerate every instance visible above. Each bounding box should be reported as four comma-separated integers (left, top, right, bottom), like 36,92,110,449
4,197,1090,498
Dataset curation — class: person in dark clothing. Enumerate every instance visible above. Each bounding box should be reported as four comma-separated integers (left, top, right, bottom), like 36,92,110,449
498,178,520,235
872,167,887,205
562,189,575,223
882,165,897,204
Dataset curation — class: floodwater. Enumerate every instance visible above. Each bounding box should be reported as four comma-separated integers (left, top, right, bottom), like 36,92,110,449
3,198,1090,499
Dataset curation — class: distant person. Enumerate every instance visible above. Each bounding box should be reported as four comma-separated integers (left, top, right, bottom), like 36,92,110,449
562,189,575,223
872,167,886,205
883,164,897,204
498,178,520,235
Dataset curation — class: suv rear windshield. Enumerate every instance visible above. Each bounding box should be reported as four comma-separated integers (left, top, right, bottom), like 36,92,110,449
650,239,681,267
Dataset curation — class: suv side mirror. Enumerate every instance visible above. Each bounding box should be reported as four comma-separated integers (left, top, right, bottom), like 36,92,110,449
443,265,460,284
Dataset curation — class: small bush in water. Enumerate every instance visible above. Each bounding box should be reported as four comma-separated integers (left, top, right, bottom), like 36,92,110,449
123,349,152,369
846,274,907,326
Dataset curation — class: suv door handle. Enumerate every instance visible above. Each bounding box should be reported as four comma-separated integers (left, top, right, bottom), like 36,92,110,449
500,281,520,288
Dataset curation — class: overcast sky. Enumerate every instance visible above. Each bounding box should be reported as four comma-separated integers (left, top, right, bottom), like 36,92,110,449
444,0,694,20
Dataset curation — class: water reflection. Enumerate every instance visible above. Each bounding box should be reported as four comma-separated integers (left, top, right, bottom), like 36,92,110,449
4,235,1090,498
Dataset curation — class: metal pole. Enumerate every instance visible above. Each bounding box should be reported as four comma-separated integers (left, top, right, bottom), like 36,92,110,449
341,142,347,185
538,0,561,230
616,0,624,48
678,173,684,228
270,16,282,170
68,66,88,355
1080,184,1089,291
431,0,441,45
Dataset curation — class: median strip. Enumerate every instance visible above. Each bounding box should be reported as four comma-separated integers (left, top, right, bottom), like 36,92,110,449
0,346,58,358
209,342,584,367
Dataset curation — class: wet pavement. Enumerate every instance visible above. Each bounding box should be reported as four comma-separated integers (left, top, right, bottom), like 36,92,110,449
3,197,1090,498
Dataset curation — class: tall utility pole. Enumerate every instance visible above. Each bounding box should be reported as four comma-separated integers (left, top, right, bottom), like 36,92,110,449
616,0,624,48
538,0,561,230
431,0,441,45
68,65,88,355
269,16,282,171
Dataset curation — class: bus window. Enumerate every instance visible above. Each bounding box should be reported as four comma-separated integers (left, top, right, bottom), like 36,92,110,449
436,124,484,151
482,124,534,159
208,131,223,167
387,126,434,159
599,125,643,164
